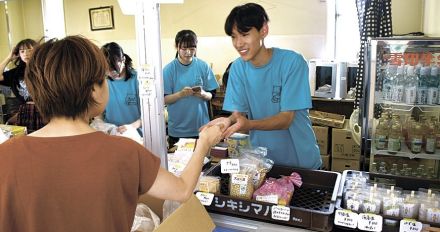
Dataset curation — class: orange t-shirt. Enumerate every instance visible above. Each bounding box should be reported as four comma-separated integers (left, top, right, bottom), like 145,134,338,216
0,131,160,232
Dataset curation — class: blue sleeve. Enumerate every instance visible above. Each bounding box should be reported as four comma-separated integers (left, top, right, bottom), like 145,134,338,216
281,54,312,111
162,62,174,95
222,61,248,113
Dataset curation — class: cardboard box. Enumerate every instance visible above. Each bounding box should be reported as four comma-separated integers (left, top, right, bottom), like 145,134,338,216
331,157,360,172
331,120,361,160
137,194,215,232
320,154,330,171
313,126,329,155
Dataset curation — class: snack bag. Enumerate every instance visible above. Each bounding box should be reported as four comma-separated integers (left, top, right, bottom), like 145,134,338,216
253,172,302,206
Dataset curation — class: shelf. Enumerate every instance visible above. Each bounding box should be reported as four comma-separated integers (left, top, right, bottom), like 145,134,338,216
312,97,355,103
374,91,440,112
372,146,440,160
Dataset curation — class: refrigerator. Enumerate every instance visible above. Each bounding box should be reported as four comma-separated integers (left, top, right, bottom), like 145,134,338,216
362,38,440,178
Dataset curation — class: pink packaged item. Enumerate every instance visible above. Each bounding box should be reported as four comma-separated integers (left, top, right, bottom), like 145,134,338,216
253,172,302,206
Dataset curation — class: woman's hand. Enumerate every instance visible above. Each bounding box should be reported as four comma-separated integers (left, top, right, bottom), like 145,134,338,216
179,87,195,98
198,123,224,147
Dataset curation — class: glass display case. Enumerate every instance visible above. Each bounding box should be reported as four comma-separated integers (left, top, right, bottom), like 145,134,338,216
363,38,440,179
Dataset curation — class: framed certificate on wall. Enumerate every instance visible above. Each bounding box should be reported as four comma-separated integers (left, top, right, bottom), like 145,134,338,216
89,6,114,31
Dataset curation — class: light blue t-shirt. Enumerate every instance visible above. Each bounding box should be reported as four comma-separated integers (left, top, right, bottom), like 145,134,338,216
104,71,141,129
223,48,321,169
163,57,219,137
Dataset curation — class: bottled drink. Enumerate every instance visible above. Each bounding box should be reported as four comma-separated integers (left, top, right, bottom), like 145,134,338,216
383,65,397,101
417,66,430,105
405,66,417,104
428,66,439,105
426,122,436,154
388,123,402,154
392,66,405,103
410,123,423,153
375,118,388,150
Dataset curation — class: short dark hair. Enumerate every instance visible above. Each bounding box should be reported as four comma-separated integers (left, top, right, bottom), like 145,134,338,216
25,35,108,121
101,42,134,81
224,3,269,36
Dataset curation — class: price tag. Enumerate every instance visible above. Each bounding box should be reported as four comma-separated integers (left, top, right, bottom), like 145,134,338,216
358,213,382,232
221,159,240,174
231,174,248,185
271,205,290,221
256,195,279,204
334,209,358,229
195,192,214,206
399,219,422,232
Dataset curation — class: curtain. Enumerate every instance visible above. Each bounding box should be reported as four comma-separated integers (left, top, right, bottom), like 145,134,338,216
354,0,393,108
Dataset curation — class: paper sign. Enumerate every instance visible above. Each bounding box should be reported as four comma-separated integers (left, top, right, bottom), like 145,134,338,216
195,192,214,206
231,174,248,185
221,159,240,173
256,195,279,204
271,205,290,221
334,209,358,229
399,219,422,232
358,213,382,232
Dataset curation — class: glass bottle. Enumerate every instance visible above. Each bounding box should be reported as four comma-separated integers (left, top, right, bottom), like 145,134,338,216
375,118,388,150
417,66,430,105
405,65,417,104
410,123,423,154
426,122,437,154
392,65,405,103
428,66,439,105
382,65,397,101
388,122,402,154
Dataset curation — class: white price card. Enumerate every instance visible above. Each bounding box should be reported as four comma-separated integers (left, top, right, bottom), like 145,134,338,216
271,205,290,221
358,213,382,232
256,195,279,204
334,209,358,229
221,159,240,173
399,219,422,232
195,192,214,206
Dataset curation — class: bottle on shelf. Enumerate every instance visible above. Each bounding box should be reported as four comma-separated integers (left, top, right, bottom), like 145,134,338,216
410,122,423,154
383,65,397,101
405,65,417,104
428,66,439,105
375,118,388,150
417,66,430,105
388,122,402,154
426,122,437,154
392,65,405,103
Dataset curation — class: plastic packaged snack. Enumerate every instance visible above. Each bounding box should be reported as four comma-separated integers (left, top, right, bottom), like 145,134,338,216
253,172,302,206
197,176,221,194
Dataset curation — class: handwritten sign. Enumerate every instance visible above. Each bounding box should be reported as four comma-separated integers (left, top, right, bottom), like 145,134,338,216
399,219,422,232
221,159,240,174
358,213,382,232
271,205,290,221
334,209,358,229
196,192,214,206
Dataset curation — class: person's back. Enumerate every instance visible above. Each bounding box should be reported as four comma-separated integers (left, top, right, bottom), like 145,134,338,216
0,35,223,232
0,132,159,232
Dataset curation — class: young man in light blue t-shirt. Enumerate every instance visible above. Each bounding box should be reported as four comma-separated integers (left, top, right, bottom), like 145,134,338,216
205,3,321,169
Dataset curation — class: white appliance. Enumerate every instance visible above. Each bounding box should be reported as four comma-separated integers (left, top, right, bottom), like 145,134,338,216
308,59,358,99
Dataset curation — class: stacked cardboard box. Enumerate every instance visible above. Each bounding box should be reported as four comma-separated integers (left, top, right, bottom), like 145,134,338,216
312,125,330,170
331,120,361,172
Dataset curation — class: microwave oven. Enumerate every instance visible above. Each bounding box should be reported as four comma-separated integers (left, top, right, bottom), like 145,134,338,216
308,59,358,99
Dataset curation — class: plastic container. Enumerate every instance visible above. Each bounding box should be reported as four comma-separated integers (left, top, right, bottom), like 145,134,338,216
198,164,341,232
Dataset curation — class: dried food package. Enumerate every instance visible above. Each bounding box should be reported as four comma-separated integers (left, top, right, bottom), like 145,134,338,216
253,172,303,206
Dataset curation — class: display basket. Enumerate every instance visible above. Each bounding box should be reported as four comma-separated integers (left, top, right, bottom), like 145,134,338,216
336,170,440,232
310,110,346,129
198,164,341,232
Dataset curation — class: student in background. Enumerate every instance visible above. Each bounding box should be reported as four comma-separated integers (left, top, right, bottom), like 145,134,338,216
163,29,219,148
0,38,46,132
0,35,223,232
100,42,142,135
204,3,321,169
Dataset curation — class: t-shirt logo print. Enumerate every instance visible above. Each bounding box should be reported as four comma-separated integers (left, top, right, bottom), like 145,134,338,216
125,94,138,105
272,86,281,103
